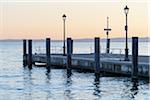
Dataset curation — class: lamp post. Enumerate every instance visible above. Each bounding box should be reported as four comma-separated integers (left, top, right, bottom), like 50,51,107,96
124,5,129,61
104,17,111,53
62,14,66,56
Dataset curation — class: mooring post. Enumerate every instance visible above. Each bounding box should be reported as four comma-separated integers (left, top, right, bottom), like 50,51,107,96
71,39,73,54
106,39,110,53
28,40,32,69
132,37,138,79
94,37,100,74
46,38,51,73
67,38,72,70
23,39,27,66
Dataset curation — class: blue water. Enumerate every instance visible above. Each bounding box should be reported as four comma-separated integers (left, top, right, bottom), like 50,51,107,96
32,40,149,55
0,40,149,100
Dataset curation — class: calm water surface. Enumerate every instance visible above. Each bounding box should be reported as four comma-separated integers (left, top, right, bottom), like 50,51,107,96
0,41,149,100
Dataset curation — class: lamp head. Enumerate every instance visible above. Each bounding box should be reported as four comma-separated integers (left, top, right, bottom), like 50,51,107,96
124,5,129,14
62,14,66,20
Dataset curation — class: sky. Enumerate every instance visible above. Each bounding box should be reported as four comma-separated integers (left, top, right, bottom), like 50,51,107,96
0,0,149,40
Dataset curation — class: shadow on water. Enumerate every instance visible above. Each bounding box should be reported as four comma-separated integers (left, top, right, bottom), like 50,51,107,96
93,73,101,98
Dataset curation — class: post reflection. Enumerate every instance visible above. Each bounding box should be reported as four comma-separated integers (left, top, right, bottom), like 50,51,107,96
63,69,73,100
23,67,33,100
93,73,101,98
45,72,51,80
130,79,139,98
45,72,52,100
67,69,72,78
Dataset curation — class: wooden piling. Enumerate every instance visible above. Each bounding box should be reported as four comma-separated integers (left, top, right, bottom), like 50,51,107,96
67,38,72,70
28,40,32,69
106,39,110,53
23,39,27,66
132,37,138,79
94,37,100,74
71,39,73,54
46,38,51,73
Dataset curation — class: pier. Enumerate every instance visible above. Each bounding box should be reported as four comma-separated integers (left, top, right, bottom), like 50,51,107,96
21,6,149,80
23,37,150,79
1,1,150,99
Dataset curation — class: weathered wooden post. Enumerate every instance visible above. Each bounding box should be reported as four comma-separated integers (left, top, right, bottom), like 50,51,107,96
106,39,110,53
67,38,72,70
28,40,32,69
132,37,138,79
71,39,73,54
23,39,27,66
46,38,51,73
66,38,73,77
94,37,100,74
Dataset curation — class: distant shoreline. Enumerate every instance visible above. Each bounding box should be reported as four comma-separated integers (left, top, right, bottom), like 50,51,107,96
0,37,149,42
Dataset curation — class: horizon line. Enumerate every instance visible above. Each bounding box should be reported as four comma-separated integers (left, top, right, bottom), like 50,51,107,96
0,36,150,41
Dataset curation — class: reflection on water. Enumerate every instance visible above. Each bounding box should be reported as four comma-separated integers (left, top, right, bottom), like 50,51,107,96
0,65,149,100
23,68,32,100
93,74,101,98
0,41,149,100
64,70,73,100
130,79,139,99
45,72,52,100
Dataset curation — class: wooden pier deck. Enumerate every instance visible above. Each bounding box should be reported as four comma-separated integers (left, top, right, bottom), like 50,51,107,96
32,53,150,78
23,37,150,80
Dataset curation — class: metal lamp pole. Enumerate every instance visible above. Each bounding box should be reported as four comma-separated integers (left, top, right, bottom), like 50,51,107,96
104,17,111,53
124,6,129,61
62,14,66,56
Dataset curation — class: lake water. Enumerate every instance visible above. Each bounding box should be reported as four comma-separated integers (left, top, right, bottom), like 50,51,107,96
0,40,149,100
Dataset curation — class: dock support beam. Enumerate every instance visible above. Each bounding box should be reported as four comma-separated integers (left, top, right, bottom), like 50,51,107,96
106,39,110,53
28,40,32,69
132,37,138,79
94,37,100,74
46,38,51,73
67,38,73,70
23,39,27,66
